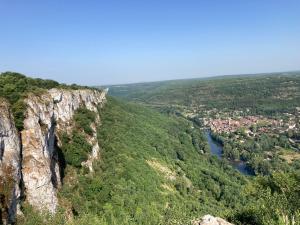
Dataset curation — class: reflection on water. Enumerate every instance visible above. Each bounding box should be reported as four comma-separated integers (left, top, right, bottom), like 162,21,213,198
205,131,254,176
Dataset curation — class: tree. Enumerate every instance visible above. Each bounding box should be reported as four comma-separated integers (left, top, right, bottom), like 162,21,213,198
231,172,300,225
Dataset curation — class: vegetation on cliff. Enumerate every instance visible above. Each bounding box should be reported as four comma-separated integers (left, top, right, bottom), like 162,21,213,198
0,72,91,130
59,107,97,168
0,166,15,224
0,72,60,130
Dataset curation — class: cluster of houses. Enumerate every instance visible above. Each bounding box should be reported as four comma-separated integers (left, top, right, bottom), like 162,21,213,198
206,116,259,133
203,114,298,135
182,106,299,141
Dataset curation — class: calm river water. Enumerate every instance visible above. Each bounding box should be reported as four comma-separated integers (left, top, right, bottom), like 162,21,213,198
205,131,254,176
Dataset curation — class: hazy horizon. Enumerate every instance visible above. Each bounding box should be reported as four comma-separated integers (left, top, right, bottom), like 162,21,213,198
1,1,300,85
101,69,300,86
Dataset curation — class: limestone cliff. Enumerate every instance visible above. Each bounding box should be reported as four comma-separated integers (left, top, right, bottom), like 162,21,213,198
0,99,21,224
0,88,106,223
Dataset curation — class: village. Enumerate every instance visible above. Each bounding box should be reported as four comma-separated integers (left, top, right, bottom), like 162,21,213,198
181,107,300,150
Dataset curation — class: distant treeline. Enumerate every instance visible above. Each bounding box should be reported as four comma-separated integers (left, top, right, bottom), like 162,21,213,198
108,72,300,115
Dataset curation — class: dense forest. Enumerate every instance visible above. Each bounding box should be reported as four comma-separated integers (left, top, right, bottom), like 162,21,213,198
105,72,300,224
107,72,300,115
18,97,300,225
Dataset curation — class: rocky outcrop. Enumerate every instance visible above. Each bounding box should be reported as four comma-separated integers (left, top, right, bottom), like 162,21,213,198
0,88,106,223
21,88,106,213
0,99,21,224
192,215,234,225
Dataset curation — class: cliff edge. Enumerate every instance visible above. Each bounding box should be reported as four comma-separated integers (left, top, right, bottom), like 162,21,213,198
0,88,106,223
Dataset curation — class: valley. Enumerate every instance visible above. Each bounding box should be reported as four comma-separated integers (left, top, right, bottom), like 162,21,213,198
2,1,300,224
1,72,300,225
108,72,300,177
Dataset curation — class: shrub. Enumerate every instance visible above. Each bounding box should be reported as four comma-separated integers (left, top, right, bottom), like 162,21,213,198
61,131,92,167
74,108,96,136
0,166,15,223
0,72,60,131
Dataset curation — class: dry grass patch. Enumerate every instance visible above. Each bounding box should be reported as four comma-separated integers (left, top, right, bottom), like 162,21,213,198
279,150,300,164
146,159,176,181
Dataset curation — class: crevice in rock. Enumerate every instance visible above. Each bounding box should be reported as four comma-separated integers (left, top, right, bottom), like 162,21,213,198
18,132,25,212
49,116,59,189
55,137,66,185
0,139,4,161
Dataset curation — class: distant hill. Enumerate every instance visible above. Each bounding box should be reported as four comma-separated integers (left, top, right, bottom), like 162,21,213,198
105,71,300,115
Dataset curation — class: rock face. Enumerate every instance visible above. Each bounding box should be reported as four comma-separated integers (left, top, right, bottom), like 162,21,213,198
0,88,106,223
21,88,106,213
192,215,234,225
0,99,21,223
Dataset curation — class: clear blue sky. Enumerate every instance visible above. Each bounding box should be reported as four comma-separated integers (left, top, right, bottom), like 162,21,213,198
0,0,299,85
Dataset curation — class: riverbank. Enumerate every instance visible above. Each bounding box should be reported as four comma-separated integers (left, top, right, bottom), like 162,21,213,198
205,131,254,176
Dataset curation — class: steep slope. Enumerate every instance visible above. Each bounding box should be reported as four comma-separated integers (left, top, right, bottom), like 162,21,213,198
21,88,106,213
0,99,21,224
105,73,300,225
0,73,107,223
41,97,247,225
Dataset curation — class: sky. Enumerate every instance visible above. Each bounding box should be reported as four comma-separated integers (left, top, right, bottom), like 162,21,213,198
0,0,300,85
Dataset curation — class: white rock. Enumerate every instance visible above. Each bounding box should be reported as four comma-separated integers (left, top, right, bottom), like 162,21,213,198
21,88,106,213
0,99,22,224
192,215,234,225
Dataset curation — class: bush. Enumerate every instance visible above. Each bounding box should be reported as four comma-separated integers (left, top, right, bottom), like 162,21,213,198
231,172,300,225
74,108,96,135
61,131,92,167
0,166,15,224
0,71,88,131
0,72,60,131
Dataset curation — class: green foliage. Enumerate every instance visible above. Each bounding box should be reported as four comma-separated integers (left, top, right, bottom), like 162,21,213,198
60,131,92,168
0,166,15,224
8,72,299,224
18,203,67,225
0,72,60,130
58,107,96,168
74,107,96,135
11,99,26,131
56,97,248,224
230,172,300,225
249,156,272,176
223,144,240,161
108,72,300,115
0,71,91,131
212,130,296,175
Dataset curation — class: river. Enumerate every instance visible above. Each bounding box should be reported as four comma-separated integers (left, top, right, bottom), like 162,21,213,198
205,131,254,176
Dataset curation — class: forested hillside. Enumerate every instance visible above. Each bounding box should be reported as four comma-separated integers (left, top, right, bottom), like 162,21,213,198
108,72,300,115
108,72,300,175
20,97,247,224
1,73,299,225
20,97,300,225
104,72,300,224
